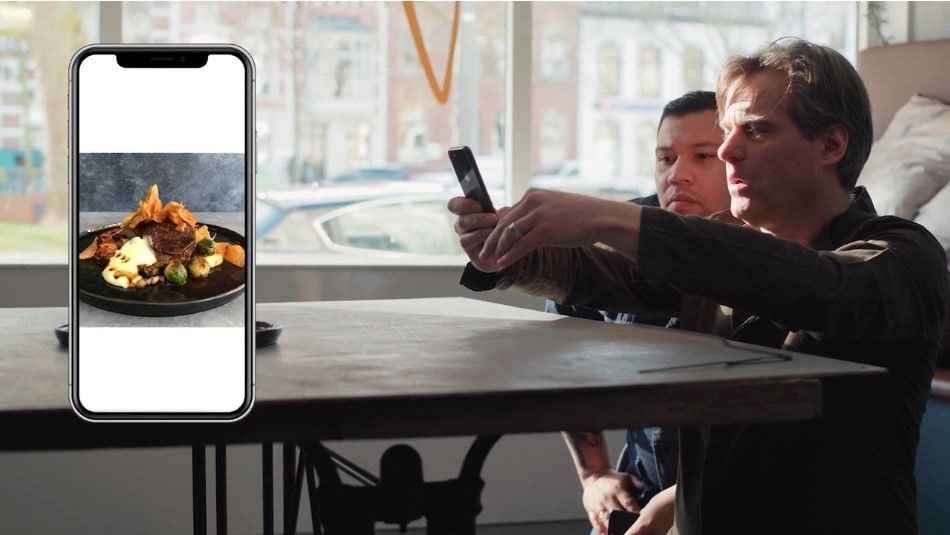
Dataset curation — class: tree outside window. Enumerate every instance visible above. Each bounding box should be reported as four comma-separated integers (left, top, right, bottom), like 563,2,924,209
639,46,660,98
397,107,427,166
683,46,704,91
345,121,372,170
539,110,567,170
540,25,569,81
637,121,656,177
593,120,620,179
597,42,621,97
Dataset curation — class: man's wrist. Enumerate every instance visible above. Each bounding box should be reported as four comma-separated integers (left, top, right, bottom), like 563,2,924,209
580,468,613,488
596,201,642,259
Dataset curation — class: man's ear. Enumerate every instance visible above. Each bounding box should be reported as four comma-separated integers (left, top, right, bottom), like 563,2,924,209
819,124,849,167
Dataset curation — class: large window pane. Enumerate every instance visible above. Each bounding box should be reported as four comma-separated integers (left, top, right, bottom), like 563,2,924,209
4,1,861,261
0,3,99,256
532,1,857,200
124,1,506,259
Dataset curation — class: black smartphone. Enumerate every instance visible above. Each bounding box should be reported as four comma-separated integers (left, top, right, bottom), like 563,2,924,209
68,45,255,421
607,510,640,535
448,145,495,213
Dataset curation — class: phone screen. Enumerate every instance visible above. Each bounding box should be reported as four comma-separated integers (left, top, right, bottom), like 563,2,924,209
69,47,254,419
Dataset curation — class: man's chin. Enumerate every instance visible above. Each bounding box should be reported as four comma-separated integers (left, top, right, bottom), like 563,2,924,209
730,199,755,222
670,204,704,217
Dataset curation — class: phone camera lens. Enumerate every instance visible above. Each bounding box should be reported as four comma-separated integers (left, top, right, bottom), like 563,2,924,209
179,56,185,63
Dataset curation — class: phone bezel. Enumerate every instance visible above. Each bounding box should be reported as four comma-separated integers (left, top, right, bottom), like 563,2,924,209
67,44,256,422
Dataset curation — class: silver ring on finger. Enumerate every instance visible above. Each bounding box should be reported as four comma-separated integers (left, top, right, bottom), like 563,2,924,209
508,222,524,241
599,509,610,520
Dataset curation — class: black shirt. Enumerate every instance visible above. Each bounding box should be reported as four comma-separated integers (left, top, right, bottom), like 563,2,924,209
461,188,948,534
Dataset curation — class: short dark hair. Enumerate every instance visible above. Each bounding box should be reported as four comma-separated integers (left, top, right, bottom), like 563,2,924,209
659,90,718,129
717,38,872,190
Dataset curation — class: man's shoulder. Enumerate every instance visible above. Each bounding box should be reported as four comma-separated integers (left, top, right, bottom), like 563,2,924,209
708,209,744,226
845,214,949,286
843,186,942,250
851,213,945,254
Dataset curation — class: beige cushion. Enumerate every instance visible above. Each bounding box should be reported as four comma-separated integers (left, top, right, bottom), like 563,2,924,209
915,184,950,264
857,94,950,219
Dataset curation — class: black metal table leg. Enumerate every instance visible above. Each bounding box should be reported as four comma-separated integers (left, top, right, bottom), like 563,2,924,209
215,445,228,535
283,443,296,535
263,442,274,535
193,445,207,535
303,445,322,535
291,448,306,534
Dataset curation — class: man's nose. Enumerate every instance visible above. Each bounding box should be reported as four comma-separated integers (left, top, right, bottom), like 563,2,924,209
668,159,694,184
718,130,743,164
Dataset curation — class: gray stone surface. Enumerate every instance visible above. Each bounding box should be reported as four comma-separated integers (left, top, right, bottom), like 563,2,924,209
77,212,246,327
77,296,245,328
78,153,245,212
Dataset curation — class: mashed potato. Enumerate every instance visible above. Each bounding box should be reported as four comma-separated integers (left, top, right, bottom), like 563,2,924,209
102,237,158,288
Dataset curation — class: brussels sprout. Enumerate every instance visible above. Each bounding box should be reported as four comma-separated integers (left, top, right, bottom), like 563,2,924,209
164,261,188,285
196,238,215,256
187,256,211,278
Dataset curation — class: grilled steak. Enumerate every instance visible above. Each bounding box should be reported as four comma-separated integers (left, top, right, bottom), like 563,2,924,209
144,220,197,265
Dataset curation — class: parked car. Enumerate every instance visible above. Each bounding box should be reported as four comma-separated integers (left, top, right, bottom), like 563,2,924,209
257,184,497,257
322,165,410,186
533,160,648,199
414,155,505,190
314,194,464,256
532,160,613,194
532,160,580,184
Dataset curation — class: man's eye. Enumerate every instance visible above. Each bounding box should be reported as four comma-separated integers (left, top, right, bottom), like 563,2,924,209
745,125,762,138
698,153,716,160
657,156,674,165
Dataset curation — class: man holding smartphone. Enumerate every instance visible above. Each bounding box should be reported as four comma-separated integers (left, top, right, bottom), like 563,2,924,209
449,38,946,534
554,91,728,535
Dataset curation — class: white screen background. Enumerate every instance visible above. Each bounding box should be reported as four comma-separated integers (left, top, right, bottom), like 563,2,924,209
77,52,248,414
79,54,245,153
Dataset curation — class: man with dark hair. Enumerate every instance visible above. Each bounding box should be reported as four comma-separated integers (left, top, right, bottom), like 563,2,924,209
551,90,728,535
450,37,947,534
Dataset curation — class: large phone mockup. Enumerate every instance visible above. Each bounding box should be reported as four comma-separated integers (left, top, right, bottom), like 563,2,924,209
68,45,255,421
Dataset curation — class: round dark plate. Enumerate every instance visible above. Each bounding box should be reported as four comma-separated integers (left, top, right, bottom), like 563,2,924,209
55,322,279,348
255,321,282,347
55,324,68,347
77,223,246,317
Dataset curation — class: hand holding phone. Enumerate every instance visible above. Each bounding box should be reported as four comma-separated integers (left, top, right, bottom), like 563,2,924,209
448,146,495,213
607,510,640,535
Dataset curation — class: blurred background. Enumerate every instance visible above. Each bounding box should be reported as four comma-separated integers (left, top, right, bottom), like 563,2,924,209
0,1,862,261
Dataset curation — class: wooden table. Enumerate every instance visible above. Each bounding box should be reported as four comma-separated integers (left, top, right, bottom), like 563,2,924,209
0,298,883,533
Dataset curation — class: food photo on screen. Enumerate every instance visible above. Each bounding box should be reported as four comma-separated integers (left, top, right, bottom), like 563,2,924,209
77,153,246,319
